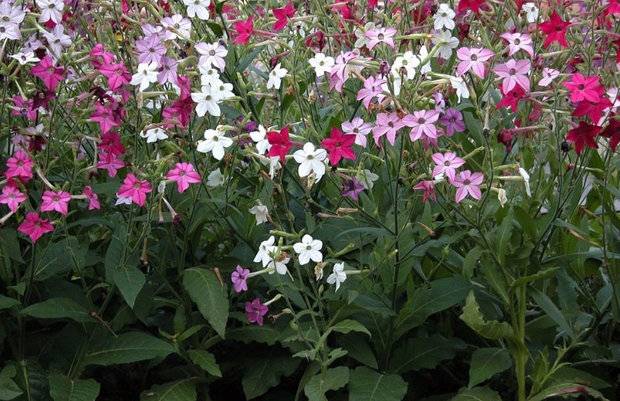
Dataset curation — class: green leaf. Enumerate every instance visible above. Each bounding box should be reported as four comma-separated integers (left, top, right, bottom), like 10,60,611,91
495,208,514,266
468,348,512,387
182,268,229,338
460,292,514,340
329,319,371,337
0,295,19,311
528,383,608,401
227,325,282,345
0,365,22,401
242,357,300,400
0,228,23,263
348,367,407,401
21,298,93,323
451,386,501,401
511,268,560,288
237,46,265,72
104,222,128,283
113,264,146,308
304,367,349,401
187,350,222,377
83,332,175,366
531,290,575,339
463,247,482,278
48,374,100,401
140,379,197,401
391,335,465,373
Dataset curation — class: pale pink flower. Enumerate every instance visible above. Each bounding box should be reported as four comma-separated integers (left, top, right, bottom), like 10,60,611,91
365,27,396,49
342,117,372,147
456,47,494,78
356,75,386,109
0,184,27,212
431,152,465,182
453,170,484,203
500,32,534,57
372,112,405,146
402,110,440,141
538,67,559,87
493,59,531,93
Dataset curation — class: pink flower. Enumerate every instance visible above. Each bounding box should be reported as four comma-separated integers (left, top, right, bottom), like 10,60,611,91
493,59,531,94
272,2,295,31
342,117,372,147
83,186,100,210
18,212,54,243
166,162,201,193
356,75,386,109
413,180,436,203
31,56,65,91
500,32,534,57
563,73,604,103
98,62,131,91
496,86,527,112
90,103,122,135
40,190,71,216
245,298,268,325
365,27,397,49
402,110,440,142
11,96,37,120
321,128,356,166
456,47,494,78
373,112,405,146
117,173,152,207
538,68,559,87
233,16,254,45
231,265,250,293
329,51,358,93
432,152,465,182
0,184,27,212
97,151,125,177
5,150,33,182
453,170,484,203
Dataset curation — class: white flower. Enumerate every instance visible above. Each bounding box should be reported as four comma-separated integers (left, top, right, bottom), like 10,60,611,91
449,76,470,102
497,188,508,207
249,202,269,225
131,62,159,91
161,14,192,40
250,125,271,155
433,4,455,31
209,79,235,101
356,169,379,190
417,46,432,75
115,195,133,205
207,168,225,187
268,156,281,179
140,127,168,143
0,1,25,40
36,0,64,24
267,253,290,275
391,51,419,81
10,51,39,65
432,30,459,60
254,236,275,266
199,66,221,87
267,63,288,90
293,143,327,181
308,53,335,77
293,234,323,265
43,25,72,58
196,42,228,72
522,2,538,23
191,85,222,117
183,0,210,20
327,262,347,291
518,167,532,197
197,129,233,160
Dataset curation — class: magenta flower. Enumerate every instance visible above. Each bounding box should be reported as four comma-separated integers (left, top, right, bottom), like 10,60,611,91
97,151,125,177
342,117,372,147
563,73,604,103
5,150,33,182
245,298,268,326
98,62,131,91
135,34,166,65
500,32,534,57
83,186,100,210
18,212,54,243
321,128,356,166
90,103,122,135
40,190,71,216
356,76,386,109
31,56,65,91
440,108,465,136
373,112,405,146
413,180,436,203
402,110,440,141
166,162,201,193
493,59,531,94
432,152,465,182
453,170,484,203
365,27,397,49
11,96,37,120
456,47,494,78
231,265,250,293
0,184,27,212
117,173,152,207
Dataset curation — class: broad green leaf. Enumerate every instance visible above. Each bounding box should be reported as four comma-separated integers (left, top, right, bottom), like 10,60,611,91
348,367,407,401
339,335,378,369
531,290,575,339
528,383,608,401
113,264,145,308
460,292,514,340
104,222,128,283
495,208,514,266
242,357,300,400
227,325,283,345
0,295,19,311
468,348,512,387
182,268,229,338
140,379,197,401
463,247,482,278
511,268,560,288
83,332,175,366
451,386,501,401
0,228,23,263
304,367,349,401
21,298,93,323
329,319,371,337
48,374,100,401
187,350,222,377
0,365,22,401
391,335,465,373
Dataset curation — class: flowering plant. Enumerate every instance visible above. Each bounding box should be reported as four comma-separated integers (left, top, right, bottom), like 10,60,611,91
0,0,619,400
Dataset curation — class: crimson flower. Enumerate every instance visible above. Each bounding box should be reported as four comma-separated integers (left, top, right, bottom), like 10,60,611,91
566,121,601,154
572,98,612,123
272,2,295,31
600,116,620,151
538,11,571,48
321,127,356,166
233,16,254,45
496,86,526,113
457,0,487,14
267,127,292,162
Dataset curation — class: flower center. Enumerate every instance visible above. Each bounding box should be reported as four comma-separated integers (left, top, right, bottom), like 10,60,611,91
509,68,516,75
514,38,521,45
209,50,216,56
378,33,384,40
470,54,478,61
417,118,426,124
578,84,585,90
463,179,471,185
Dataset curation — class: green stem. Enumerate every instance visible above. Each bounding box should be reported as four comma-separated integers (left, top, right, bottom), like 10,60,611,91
515,284,528,401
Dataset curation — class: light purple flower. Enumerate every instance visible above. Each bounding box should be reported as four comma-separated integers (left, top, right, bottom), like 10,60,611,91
431,152,465,182
500,32,534,57
538,67,559,87
402,110,440,141
329,50,359,93
341,177,365,200
231,265,250,293
372,112,405,146
440,108,465,136
453,170,484,203
365,27,396,49
456,47,494,78
135,34,166,65
157,56,178,85
342,117,372,147
356,75,386,109
245,298,268,326
493,59,531,94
